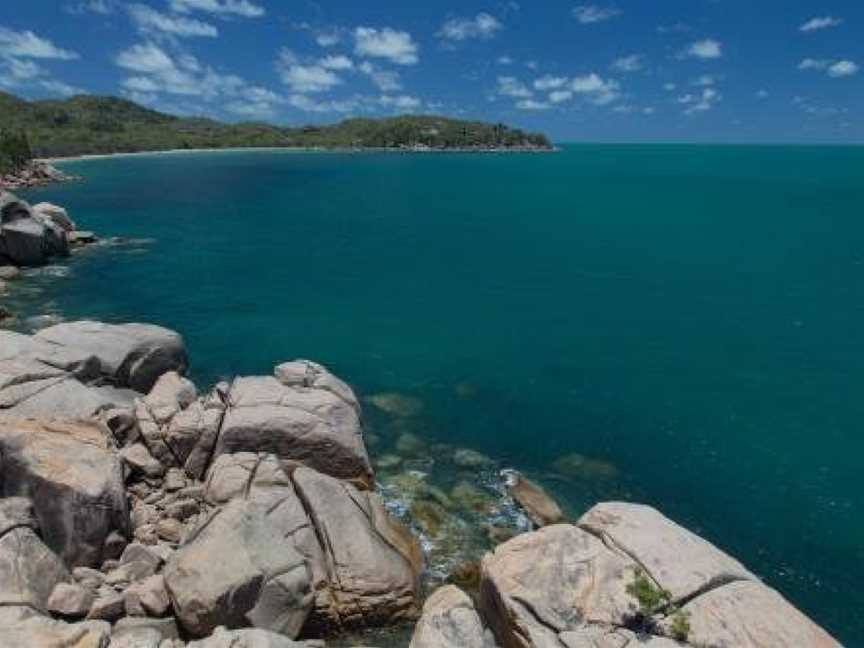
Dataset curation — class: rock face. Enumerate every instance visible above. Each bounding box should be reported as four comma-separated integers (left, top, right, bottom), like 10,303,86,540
203,454,422,635
503,470,564,528
0,419,129,568
35,321,189,392
164,498,314,639
0,193,69,266
409,585,490,648
0,497,70,611
0,606,111,648
478,503,842,648
186,626,306,647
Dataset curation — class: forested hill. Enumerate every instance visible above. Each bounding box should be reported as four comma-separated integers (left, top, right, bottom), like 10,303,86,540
0,92,552,158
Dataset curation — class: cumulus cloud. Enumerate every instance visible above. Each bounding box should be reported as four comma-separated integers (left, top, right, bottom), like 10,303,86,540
678,87,720,114
682,39,722,60
534,75,568,90
572,5,621,24
276,49,343,93
354,27,419,65
516,99,550,110
378,94,422,111
827,60,858,77
799,16,843,32
497,76,532,98
128,4,218,39
358,62,402,92
169,0,265,18
570,73,620,105
610,54,643,73
549,90,573,103
316,31,341,47
319,55,354,71
0,26,79,60
799,58,859,78
438,13,502,41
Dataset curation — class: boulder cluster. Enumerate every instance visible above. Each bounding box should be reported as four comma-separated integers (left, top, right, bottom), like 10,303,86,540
0,160,75,192
1,191,96,268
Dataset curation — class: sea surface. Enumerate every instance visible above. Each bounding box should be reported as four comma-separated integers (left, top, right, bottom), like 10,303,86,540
11,145,864,645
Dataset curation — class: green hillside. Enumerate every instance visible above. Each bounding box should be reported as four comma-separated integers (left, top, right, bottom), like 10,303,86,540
0,92,552,158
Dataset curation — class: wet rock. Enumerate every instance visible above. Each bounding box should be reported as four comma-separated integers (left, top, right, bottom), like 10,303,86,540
552,453,619,481
409,585,488,648
47,582,94,618
503,471,564,528
395,432,427,457
35,321,188,392
0,266,20,280
369,392,424,418
0,418,129,568
164,498,313,638
452,448,496,469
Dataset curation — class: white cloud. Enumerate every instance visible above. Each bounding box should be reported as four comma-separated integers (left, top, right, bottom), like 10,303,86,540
128,4,218,39
516,99,550,110
316,31,341,47
358,62,402,91
570,73,620,105
169,0,265,18
116,42,176,74
276,50,342,93
827,60,858,78
572,5,621,24
799,16,843,32
682,39,722,60
319,55,354,71
497,76,532,98
534,75,567,90
798,58,829,70
378,94,422,111
354,27,419,65
497,55,513,65
549,90,573,103
38,79,83,96
438,13,502,41
65,0,117,14
0,27,79,60
692,74,717,86
678,87,720,114
610,54,643,73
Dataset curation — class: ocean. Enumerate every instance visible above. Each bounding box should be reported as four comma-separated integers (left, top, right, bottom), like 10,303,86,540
12,145,864,644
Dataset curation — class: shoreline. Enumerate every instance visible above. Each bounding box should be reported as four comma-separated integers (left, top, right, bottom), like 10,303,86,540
38,144,557,164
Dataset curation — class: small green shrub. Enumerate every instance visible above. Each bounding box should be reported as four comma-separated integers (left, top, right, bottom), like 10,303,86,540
626,570,672,617
669,608,691,642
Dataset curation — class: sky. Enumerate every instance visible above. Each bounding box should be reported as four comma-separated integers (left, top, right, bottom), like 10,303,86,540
0,0,861,143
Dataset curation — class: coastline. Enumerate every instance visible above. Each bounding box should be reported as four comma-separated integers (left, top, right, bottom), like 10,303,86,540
39,143,557,164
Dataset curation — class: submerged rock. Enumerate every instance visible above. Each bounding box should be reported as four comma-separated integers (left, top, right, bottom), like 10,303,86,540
502,470,564,528
552,452,619,480
369,392,424,418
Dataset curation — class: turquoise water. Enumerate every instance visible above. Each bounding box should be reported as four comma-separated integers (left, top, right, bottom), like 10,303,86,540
15,145,864,644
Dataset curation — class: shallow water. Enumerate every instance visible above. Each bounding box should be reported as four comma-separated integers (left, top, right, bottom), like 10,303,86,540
10,145,864,644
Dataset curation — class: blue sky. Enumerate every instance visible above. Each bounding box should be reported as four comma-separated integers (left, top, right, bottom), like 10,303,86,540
0,0,861,142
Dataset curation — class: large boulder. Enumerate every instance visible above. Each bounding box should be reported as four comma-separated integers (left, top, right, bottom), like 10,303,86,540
409,585,490,648
203,454,422,635
0,193,69,265
477,503,842,648
163,498,313,639
187,626,307,648
32,202,77,232
0,419,129,568
35,321,188,392
214,368,372,488
0,498,70,611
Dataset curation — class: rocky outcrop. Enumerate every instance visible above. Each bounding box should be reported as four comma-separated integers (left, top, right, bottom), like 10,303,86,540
163,498,314,639
186,626,307,647
35,321,189,393
409,585,493,648
0,606,111,648
478,503,842,648
0,161,74,192
0,419,129,568
203,453,422,636
1,190,69,265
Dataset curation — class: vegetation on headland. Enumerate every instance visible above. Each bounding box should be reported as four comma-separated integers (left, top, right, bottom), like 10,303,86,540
0,91,552,159
0,128,33,174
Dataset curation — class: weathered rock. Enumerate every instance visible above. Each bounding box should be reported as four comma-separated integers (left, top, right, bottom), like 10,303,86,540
87,587,125,621
578,502,755,601
0,418,129,567
0,498,70,611
668,580,841,648
35,321,188,392
480,524,639,648
122,443,166,479
0,212,69,265
164,498,313,638
32,202,77,232
273,360,359,412
125,574,171,618
187,626,306,648
0,606,110,648
214,373,373,488
112,616,180,643
47,582,95,618
409,585,487,648
504,471,564,528
0,265,20,280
